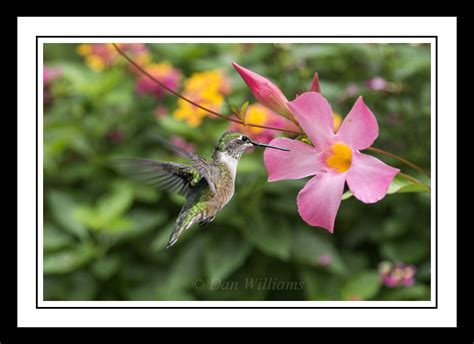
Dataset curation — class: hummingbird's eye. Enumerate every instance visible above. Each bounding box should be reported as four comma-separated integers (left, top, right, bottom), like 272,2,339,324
241,136,250,143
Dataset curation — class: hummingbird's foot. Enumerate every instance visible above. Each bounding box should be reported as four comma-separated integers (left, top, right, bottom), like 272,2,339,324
199,216,215,229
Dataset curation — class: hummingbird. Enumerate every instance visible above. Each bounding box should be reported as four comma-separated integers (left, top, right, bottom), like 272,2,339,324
117,131,289,248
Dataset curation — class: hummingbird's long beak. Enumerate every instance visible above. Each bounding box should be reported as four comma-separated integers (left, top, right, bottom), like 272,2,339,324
250,140,290,152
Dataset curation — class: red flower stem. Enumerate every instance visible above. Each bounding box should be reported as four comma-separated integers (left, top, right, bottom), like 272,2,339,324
114,43,431,180
112,43,302,135
367,147,431,179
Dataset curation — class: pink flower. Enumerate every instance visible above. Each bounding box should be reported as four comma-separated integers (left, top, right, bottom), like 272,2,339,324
378,262,417,288
77,43,151,72
366,76,389,91
232,62,295,122
43,66,62,85
232,63,323,123
43,66,62,104
382,275,399,288
135,63,181,99
264,92,399,232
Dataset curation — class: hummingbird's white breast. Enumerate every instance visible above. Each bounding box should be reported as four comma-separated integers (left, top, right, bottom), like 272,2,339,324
216,151,238,181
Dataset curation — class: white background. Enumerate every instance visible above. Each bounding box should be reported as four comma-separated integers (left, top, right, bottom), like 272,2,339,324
18,17,456,327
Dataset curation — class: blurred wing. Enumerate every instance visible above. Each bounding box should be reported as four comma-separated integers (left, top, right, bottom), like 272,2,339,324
152,135,217,193
115,158,201,197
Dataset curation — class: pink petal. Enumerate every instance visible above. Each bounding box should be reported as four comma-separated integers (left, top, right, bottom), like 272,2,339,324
296,172,347,232
309,72,321,93
287,92,335,149
264,138,322,182
232,62,294,120
337,96,379,150
347,151,400,204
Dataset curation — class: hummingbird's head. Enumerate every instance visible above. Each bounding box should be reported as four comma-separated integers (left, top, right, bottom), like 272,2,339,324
213,131,289,161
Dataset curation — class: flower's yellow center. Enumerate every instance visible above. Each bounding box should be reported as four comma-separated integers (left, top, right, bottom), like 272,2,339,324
326,142,352,173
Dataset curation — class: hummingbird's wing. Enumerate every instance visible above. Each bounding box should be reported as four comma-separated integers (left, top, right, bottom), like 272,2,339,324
152,136,217,193
115,158,203,197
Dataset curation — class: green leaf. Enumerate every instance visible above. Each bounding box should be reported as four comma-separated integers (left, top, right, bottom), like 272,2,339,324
387,175,430,194
239,217,291,261
133,184,161,203
103,209,167,242
230,105,240,117
342,174,430,200
91,254,122,281
47,190,88,240
151,221,175,252
44,244,100,275
239,100,249,124
44,271,98,301
381,240,429,264
295,134,313,146
43,223,75,252
165,235,208,291
74,182,133,231
291,228,346,275
340,271,381,300
205,231,251,280
96,182,134,225
157,116,198,137
299,268,341,300
380,284,430,301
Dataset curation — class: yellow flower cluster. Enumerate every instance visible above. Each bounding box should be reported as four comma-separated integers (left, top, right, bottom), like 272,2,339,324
173,70,230,127
243,104,271,134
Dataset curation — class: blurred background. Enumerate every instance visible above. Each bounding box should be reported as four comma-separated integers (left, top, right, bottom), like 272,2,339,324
43,43,431,301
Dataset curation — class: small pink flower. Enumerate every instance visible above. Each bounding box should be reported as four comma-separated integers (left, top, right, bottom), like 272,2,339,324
43,66,62,104
401,277,415,286
316,254,332,267
43,66,62,85
136,63,181,99
382,275,399,288
170,136,196,153
379,262,417,287
232,62,295,121
345,83,359,97
366,76,389,91
264,92,399,232
154,105,168,118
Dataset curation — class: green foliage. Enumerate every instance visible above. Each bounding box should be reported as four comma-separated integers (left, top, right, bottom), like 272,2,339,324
340,272,381,300
342,174,430,200
43,43,431,301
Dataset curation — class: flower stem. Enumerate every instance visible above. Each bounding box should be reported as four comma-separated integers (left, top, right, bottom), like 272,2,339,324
367,147,431,179
114,43,431,179
398,172,431,190
113,43,302,134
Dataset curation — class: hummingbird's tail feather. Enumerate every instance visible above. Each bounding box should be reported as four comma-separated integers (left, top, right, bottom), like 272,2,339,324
166,211,198,249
